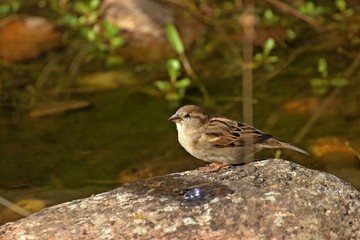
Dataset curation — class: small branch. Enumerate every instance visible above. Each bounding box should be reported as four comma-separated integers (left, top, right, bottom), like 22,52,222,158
0,195,31,217
240,3,256,162
67,45,88,88
241,7,256,126
178,53,211,103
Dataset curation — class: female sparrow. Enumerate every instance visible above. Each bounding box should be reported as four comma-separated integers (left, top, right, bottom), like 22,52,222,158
169,105,308,166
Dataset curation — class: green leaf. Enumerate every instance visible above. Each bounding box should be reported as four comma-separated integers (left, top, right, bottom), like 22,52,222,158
74,2,90,14
286,29,296,40
335,0,347,12
254,53,263,62
110,38,124,49
167,58,181,71
87,12,98,24
103,20,120,37
81,27,97,41
264,9,275,20
311,78,328,95
97,42,108,51
263,9,279,24
59,14,79,26
166,92,180,101
263,38,275,56
298,1,325,16
78,15,86,25
89,0,100,10
318,58,328,78
154,81,171,91
165,23,184,54
310,78,326,87
106,56,123,66
267,56,279,63
175,78,191,88
330,77,348,87
166,58,181,79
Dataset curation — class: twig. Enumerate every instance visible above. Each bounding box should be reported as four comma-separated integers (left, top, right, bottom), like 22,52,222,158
241,7,256,126
241,3,256,161
0,195,31,217
67,45,88,88
178,53,211,103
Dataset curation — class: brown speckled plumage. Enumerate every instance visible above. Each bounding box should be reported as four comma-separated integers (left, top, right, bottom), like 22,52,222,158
169,105,308,165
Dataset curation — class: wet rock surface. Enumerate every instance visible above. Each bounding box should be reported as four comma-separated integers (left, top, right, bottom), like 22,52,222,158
1,159,359,239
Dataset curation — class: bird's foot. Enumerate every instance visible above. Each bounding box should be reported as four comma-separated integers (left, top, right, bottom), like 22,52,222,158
198,163,230,172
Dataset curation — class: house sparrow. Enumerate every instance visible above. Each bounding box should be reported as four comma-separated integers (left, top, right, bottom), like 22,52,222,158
169,105,308,166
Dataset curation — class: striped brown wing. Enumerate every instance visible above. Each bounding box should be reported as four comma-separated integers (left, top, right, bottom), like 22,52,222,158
204,116,272,148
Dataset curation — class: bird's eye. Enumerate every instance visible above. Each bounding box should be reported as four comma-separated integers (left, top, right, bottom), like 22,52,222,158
184,113,190,118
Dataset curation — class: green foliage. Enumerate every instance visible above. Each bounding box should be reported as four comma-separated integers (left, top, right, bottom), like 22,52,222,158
335,0,347,11
0,0,20,18
254,38,279,69
165,23,184,55
286,29,297,40
310,58,349,95
318,58,328,78
163,23,210,104
160,23,207,105
298,1,326,16
166,58,181,82
58,0,124,65
334,0,353,19
155,58,191,105
263,9,280,25
292,0,354,27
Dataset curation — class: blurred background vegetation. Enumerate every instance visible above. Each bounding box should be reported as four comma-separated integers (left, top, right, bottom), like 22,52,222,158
0,0,359,224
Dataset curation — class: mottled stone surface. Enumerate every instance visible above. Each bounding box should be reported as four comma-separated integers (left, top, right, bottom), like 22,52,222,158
1,159,359,239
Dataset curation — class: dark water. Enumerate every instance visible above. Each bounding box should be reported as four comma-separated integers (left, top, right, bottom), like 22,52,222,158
1,67,359,224
0,88,202,223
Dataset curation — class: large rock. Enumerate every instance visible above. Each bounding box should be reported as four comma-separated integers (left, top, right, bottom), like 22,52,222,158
1,159,359,239
0,16,61,62
100,0,204,62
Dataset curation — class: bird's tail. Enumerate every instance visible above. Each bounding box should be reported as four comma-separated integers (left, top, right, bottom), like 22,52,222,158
258,138,309,155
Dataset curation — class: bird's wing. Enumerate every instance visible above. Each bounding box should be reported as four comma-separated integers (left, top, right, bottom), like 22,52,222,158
204,116,272,148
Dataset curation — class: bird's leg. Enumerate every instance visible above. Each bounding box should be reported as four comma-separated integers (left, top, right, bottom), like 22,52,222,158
198,163,230,172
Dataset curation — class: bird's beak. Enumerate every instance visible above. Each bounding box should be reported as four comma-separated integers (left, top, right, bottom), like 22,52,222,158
168,113,182,122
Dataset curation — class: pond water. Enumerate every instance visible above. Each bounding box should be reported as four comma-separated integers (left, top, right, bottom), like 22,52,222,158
1,20,359,225
0,85,208,224
1,59,359,224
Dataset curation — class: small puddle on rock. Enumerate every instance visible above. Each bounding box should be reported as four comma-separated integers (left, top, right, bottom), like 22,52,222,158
174,183,234,206
128,175,235,206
